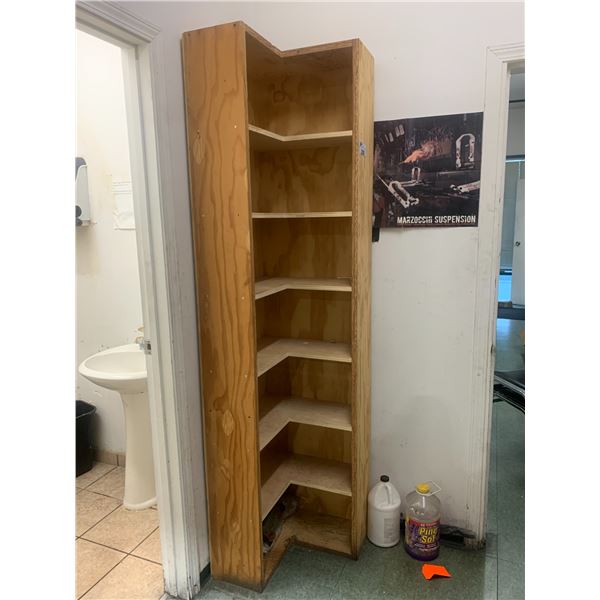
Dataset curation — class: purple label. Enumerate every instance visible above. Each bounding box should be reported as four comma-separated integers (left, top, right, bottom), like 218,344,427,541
405,517,440,559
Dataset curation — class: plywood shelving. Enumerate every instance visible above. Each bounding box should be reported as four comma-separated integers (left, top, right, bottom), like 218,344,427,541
257,338,351,377
261,453,352,519
183,21,372,591
249,124,352,151
255,277,352,300
262,510,351,582
259,396,352,450
252,211,352,219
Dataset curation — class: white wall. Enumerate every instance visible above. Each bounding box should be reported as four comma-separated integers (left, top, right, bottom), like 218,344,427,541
117,0,524,546
76,30,143,453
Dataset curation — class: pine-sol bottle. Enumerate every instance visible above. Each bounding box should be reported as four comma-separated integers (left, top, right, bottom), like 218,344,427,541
404,482,442,560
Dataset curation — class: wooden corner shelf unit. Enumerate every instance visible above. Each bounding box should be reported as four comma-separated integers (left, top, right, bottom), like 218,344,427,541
182,21,373,591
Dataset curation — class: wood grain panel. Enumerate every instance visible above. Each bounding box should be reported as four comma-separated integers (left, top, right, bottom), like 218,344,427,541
253,218,352,280
181,23,262,589
287,358,352,404
287,423,352,464
259,358,351,405
256,290,351,344
295,486,352,520
251,145,352,213
350,39,374,557
246,32,353,135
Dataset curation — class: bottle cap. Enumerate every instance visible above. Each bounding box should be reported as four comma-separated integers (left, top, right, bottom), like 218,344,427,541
380,475,389,482
416,483,430,494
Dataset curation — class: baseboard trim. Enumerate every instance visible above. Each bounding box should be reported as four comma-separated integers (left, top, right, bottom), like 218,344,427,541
200,563,211,586
94,448,126,467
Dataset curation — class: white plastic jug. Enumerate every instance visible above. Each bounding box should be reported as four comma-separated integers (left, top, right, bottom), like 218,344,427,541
367,475,401,547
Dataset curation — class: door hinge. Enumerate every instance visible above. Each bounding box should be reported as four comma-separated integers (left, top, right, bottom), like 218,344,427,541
141,339,152,355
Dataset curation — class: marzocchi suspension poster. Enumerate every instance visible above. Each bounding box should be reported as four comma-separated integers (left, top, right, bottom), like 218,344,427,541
373,112,483,228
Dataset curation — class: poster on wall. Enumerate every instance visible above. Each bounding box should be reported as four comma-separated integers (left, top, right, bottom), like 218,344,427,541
373,112,483,229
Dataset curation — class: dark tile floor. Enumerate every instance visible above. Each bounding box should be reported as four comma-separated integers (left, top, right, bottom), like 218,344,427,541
196,320,525,599
495,318,525,372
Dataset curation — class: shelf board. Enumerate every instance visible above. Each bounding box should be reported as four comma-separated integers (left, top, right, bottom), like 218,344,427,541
261,454,351,519
259,397,351,451
262,509,351,584
252,211,352,219
249,124,353,151
257,338,352,377
255,277,351,300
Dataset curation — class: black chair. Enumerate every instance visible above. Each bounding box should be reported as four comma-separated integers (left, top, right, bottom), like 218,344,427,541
493,369,525,413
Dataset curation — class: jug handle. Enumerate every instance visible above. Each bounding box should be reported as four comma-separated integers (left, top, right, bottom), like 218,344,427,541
384,484,392,505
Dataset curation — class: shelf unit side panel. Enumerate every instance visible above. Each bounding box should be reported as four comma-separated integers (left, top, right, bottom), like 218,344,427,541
350,40,374,557
182,22,262,589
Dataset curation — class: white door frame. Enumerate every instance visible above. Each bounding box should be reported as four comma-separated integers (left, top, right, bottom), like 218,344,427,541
75,3,208,599
466,42,524,542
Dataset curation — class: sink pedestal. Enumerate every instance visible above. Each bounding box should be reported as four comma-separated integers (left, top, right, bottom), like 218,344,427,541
121,391,156,510
78,343,156,511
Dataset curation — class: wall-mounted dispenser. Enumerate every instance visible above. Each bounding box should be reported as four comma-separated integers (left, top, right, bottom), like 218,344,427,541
76,157,91,226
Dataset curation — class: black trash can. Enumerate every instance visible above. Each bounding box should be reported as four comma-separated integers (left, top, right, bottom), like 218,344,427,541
76,400,96,476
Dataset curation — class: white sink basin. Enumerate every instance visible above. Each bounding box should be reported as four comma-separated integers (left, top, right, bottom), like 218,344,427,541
78,343,156,510
79,343,146,394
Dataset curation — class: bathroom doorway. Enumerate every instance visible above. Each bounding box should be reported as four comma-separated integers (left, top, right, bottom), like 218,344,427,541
75,28,163,599
75,3,208,599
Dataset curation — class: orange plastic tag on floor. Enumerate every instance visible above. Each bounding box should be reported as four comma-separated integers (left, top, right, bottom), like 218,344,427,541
422,564,452,580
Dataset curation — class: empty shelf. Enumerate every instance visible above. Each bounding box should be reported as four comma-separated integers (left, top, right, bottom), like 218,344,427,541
261,454,351,519
257,338,352,376
252,211,352,219
262,509,351,583
259,397,351,451
249,124,353,151
255,277,352,300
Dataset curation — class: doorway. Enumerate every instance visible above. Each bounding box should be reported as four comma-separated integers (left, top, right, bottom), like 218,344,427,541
496,71,525,373
75,28,163,599
487,63,525,595
75,3,209,599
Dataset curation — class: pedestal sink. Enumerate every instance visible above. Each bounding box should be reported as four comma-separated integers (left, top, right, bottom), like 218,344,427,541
78,344,156,510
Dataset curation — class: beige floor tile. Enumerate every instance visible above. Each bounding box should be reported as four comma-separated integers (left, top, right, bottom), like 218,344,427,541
76,490,121,536
87,466,125,501
82,555,163,600
76,462,116,490
131,528,162,564
82,506,159,553
76,539,125,598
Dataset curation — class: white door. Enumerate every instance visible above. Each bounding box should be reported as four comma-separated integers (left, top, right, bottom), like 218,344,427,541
511,168,525,305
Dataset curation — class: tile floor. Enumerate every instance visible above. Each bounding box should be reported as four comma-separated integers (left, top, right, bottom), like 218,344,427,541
495,318,525,372
77,320,524,600
196,400,525,600
194,321,525,600
76,463,163,599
